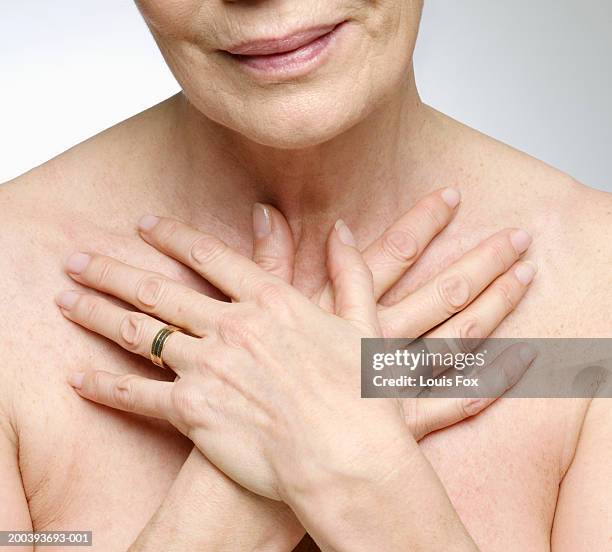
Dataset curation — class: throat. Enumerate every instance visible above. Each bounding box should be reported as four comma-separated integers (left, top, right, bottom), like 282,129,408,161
163,92,430,245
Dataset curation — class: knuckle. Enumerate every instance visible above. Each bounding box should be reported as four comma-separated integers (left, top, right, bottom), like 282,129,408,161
216,310,255,347
457,317,484,339
86,371,114,402
136,276,166,310
89,370,106,391
492,281,517,312
190,235,226,265
437,272,471,314
171,385,205,428
381,230,419,263
420,200,446,229
119,313,147,351
455,317,485,350
483,239,512,272
254,253,286,275
112,375,138,411
183,341,207,370
78,295,103,324
92,257,115,288
155,219,180,246
252,280,287,308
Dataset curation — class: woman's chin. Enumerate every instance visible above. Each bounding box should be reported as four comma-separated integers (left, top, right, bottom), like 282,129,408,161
238,109,361,150
248,127,342,149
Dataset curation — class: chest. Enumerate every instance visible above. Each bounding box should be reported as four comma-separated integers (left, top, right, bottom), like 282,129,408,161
17,368,576,551
420,396,586,550
10,222,582,551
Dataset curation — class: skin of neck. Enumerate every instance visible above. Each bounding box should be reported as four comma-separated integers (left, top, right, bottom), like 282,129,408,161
169,66,436,234
134,66,449,291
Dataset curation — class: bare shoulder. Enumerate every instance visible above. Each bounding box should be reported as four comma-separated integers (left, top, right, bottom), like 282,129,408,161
521,164,612,335
0,175,52,443
560,180,612,307
0,171,73,408
518,170,611,337
435,111,612,336
0,162,82,296
0,122,133,420
0,172,58,324
0,96,197,401
0,94,176,268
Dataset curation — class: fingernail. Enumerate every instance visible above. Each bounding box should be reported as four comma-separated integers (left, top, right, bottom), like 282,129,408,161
68,372,85,389
510,229,532,254
65,252,91,275
55,291,79,310
519,344,538,365
514,261,537,285
335,219,357,247
252,203,272,239
441,187,461,208
138,215,160,232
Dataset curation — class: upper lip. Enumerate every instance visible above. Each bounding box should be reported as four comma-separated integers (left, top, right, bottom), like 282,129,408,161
225,23,340,56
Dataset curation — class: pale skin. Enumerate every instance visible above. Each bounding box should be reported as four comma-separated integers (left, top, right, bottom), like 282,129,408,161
3,192,539,551
0,0,611,549
56,200,539,550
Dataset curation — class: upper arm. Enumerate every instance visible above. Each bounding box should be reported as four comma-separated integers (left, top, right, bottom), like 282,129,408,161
551,397,612,550
0,399,33,551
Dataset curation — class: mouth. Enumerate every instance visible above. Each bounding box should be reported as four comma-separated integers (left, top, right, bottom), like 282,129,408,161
222,21,348,79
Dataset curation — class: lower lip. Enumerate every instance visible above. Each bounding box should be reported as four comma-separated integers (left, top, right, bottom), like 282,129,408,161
228,22,347,79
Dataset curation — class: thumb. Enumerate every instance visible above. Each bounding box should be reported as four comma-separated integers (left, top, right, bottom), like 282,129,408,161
327,219,380,335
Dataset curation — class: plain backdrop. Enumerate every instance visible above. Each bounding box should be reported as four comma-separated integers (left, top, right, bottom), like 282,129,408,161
0,1,610,191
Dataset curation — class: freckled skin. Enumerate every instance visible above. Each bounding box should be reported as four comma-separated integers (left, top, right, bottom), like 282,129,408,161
1,1,611,549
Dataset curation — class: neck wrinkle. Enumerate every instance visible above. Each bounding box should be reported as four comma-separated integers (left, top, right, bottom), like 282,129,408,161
167,66,432,246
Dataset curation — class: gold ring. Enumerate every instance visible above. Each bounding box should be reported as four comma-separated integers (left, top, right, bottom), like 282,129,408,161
150,325,183,369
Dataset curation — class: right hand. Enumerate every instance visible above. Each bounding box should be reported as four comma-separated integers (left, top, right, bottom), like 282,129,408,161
65,187,535,551
251,187,536,438
132,188,536,551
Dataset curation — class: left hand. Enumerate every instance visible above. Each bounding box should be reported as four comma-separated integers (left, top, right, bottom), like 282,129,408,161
57,215,409,502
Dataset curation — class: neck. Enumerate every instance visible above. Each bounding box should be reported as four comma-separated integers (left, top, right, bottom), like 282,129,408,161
164,67,435,245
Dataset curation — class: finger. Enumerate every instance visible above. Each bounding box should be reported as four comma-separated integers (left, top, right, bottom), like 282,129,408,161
251,203,295,283
364,188,461,299
405,397,490,441
380,228,532,337
315,188,461,309
407,343,537,439
327,220,379,333
418,342,536,401
64,252,226,336
469,342,537,399
68,369,174,421
427,261,537,342
55,290,201,373
138,215,278,301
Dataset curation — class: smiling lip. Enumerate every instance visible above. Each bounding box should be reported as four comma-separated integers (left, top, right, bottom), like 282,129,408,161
224,22,346,78
226,23,340,56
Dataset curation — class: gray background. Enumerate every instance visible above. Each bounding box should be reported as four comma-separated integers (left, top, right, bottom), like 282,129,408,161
1,1,610,191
